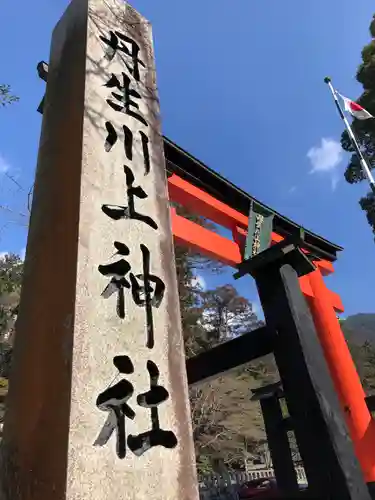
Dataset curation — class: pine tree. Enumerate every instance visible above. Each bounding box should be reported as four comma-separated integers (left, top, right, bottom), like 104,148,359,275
0,85,19,107
341,14,375,237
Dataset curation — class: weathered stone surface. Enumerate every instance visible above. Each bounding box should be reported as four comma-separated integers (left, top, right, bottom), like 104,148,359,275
0,1,198,498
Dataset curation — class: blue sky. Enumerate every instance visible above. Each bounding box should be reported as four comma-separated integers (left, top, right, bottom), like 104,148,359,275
0,0,374,318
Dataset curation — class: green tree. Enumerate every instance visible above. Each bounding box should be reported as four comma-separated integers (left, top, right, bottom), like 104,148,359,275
0,253,23,429
199,284,260,343
173,203,223,358
0,253,23,378
0,254,23,339
341,14,375,237
0,85,19,107
348,339,375,393
188,284,274,472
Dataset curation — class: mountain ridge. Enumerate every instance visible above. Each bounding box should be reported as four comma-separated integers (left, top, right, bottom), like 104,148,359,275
341,313,375,346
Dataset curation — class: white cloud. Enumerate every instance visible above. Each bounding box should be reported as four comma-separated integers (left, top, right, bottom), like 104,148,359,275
288,186,297,194
0,251,8,261
20,247,26,260
307,138,343,174
0,155,10,174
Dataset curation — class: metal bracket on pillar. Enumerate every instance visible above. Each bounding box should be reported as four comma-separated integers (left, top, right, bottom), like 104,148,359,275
36,60,49,114
250,381,283,401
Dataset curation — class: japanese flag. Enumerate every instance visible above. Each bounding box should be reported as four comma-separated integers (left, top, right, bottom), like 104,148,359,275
338,93,373,120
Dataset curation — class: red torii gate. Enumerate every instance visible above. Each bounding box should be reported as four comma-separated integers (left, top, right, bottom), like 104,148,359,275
164,137,375,483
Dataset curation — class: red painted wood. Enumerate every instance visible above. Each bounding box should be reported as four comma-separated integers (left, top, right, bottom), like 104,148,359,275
168,174,334,276
308,269,375,482
171,210,344,312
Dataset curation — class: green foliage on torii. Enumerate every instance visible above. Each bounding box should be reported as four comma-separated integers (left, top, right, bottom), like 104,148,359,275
341,14,375,237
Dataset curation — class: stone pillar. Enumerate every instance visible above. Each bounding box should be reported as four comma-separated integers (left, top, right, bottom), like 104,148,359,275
0,1,198,499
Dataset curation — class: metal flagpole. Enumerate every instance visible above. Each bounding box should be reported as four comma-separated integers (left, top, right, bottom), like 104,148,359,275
324,76,375,195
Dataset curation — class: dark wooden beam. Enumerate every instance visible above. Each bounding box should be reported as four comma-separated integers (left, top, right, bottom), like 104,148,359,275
366,395,375,412
260,395,299,494
282,416,293,432
186,326,274,386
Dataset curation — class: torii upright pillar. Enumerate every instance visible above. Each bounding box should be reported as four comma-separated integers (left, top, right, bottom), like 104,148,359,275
308,269,375,485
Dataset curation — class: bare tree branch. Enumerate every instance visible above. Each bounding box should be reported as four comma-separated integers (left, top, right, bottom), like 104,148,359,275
4,172,24,192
